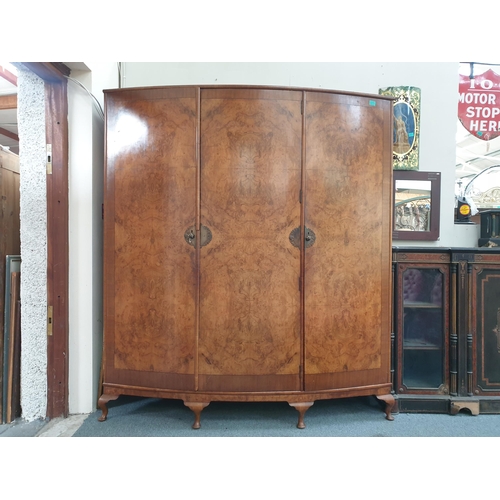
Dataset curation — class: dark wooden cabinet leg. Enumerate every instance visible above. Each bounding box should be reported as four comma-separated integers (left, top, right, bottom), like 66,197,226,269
376,394,395,421
184,402,210,429
97,394,119,422
289,402,314,429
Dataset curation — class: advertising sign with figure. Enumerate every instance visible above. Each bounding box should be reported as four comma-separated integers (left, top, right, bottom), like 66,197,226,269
380,86,421,170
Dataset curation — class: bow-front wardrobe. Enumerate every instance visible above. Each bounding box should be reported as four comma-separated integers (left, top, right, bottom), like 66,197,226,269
98,85,395,428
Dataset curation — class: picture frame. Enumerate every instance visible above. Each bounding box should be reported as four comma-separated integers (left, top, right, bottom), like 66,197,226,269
2,255,21,423
393,171,441,241
379,86,421,170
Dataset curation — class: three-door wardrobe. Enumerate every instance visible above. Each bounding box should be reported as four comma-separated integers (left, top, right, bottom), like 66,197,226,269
98,85,395,428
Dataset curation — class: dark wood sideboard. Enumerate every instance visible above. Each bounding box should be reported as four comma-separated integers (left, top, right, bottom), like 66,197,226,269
393,246,500,415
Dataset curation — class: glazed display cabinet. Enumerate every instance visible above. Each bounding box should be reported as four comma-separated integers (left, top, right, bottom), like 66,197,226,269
393,248,450,412
98,85,395,429
393,247,500,414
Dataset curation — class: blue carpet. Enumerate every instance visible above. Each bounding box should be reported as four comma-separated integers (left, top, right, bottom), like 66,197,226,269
73,395,500,437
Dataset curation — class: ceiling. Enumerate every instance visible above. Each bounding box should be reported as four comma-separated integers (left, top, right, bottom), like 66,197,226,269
1,62,500,187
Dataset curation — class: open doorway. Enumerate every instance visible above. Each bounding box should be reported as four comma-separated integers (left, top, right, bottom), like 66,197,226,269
0,63,21,423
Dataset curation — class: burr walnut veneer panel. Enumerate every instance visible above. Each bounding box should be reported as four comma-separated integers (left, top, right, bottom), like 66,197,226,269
304,92,392,391
199,89,302,392
105,87,198,391
100,85,394,428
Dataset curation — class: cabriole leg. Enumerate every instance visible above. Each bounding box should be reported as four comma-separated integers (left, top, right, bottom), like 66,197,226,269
97,394,119,422
376,394,395,421
184,402,210,429
289,402,314,429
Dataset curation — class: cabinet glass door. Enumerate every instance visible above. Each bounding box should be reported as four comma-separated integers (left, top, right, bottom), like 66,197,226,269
400,266,447,391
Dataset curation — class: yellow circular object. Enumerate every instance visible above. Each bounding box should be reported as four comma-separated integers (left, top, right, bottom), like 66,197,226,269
459,204,471,216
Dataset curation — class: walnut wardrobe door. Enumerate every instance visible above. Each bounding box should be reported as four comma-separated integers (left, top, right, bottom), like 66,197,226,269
303,92,393,391
199,89,302,392
104,87,198,391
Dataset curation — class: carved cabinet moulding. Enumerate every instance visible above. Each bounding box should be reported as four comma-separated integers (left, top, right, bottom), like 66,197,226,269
394,251,450,264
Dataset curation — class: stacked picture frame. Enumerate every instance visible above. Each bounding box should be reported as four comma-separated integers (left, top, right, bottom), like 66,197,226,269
2,256,21,423
0,148,21,424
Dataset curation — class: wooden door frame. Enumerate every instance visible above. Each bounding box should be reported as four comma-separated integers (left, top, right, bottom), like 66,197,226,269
21,62,70,419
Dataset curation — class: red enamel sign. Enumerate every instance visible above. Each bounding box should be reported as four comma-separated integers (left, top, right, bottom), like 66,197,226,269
458,68,500,141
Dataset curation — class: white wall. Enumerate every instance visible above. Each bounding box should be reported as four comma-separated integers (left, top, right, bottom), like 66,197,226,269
67,62,116,414
120,62,478,247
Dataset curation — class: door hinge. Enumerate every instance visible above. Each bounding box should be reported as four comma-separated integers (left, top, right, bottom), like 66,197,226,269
47,305,53,336
301,100,304,115
102,204,104,220
299,189,303,204
298,276,302,292
46,144,52,175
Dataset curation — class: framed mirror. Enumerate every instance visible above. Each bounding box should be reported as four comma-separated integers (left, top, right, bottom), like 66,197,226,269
393,171,441,241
